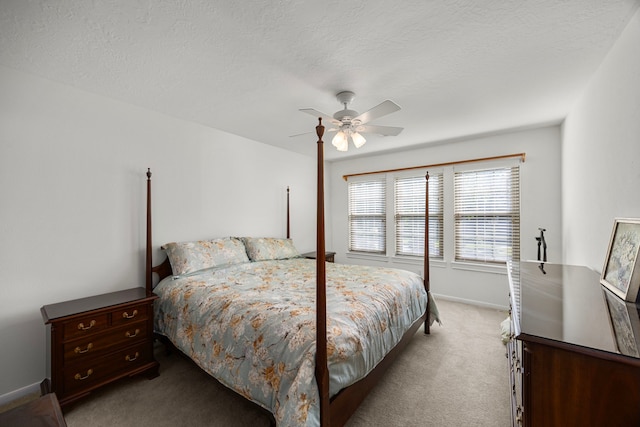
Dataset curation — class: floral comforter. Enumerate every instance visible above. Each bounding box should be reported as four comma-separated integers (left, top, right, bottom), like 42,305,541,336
154,258,431,426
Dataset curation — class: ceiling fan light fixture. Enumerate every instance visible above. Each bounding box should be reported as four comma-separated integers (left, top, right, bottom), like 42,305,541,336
332,131,348,151
351,132,366,148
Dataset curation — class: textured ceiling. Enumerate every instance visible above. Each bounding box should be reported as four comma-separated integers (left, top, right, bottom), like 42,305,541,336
1,1,638,160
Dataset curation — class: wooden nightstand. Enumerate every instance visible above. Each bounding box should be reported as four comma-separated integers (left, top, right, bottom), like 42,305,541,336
301,251,336,263
41,287,159,408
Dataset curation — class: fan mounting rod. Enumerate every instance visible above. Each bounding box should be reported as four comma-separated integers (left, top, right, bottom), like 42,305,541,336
334,91,359,122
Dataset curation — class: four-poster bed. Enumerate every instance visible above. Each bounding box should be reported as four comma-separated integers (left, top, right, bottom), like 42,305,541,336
145,118,436,427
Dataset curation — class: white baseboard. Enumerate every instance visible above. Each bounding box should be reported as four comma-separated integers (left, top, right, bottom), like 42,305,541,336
432,293,509,311
0,382,41,407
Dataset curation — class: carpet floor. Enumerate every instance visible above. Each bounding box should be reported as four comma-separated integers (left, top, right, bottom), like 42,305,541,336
57,298,510,426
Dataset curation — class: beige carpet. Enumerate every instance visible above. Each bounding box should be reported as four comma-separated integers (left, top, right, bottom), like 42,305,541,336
55,299,510,426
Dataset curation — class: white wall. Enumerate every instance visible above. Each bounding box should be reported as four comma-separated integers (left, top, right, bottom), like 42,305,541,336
328,126,562,309
0,65,317,400
562,9,640,271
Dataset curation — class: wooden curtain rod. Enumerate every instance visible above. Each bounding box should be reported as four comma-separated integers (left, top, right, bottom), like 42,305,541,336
342,152,526,181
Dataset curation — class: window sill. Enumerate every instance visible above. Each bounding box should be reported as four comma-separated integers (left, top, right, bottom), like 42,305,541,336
345,252,446,269
345,253,507,275
391,256,446,268
345,252,389,262
451,261,507,275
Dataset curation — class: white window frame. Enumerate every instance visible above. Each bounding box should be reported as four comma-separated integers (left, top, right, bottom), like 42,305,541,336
394,172,444,260
347,176,387,254
453,165,520,265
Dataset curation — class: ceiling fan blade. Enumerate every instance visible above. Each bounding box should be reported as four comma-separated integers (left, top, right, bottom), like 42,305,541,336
289,127,339,138
289,131,313,138
353,100,400,124
299,108,338,126
358,124,404,136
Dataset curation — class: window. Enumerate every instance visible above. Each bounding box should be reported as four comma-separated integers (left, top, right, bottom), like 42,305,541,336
348,178,386,254
454,166,520,264
394,173,444,258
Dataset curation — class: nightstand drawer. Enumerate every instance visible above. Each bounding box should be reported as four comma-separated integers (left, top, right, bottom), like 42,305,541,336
111,303,148,326
62,314,109,340
62,342,152,395
63,320,148,364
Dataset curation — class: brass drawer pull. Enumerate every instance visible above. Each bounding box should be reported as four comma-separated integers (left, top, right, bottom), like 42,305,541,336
515,405,523,424
122,309,138,319
125,352,140,362
77,320,96,331
74,369,93,381
125,329,140,338
74,343,93,354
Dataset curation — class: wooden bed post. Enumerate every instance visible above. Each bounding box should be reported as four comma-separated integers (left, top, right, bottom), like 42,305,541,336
286,186,290,239
424,172,431,334
315,118,330,426
146,168,153,296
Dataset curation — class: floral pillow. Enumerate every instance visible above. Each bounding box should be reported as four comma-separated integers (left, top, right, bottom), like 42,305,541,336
163,237,249,276
241,237,300,261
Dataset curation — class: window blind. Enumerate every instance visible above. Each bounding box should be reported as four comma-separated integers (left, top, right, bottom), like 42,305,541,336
348,178,386,254
394,173,444,258
454,166,520,264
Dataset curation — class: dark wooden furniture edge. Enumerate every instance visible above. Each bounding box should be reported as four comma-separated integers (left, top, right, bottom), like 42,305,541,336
151,257,172,284
41,288,156,324
518,332,640,367
41,378,51,395
287,186,290,239
0,392,67,427
144,120,431,426
301,251,336,261
315,121,330,424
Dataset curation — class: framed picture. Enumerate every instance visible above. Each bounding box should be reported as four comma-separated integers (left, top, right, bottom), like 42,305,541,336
601,218,640,302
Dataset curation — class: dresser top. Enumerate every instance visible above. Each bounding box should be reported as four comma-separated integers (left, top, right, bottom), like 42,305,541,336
509,261,640,359
41,287,153,324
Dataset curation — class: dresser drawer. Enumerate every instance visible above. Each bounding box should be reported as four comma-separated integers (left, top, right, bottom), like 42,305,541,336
62,342,152,395
111,303,149,326
63,320,148,364
62,313,109,340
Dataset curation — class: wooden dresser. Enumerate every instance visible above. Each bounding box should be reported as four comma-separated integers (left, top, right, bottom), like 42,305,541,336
41,287,159,407
507,261,640,426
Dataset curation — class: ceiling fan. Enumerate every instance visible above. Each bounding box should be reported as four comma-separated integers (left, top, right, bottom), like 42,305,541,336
298,91,403,151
